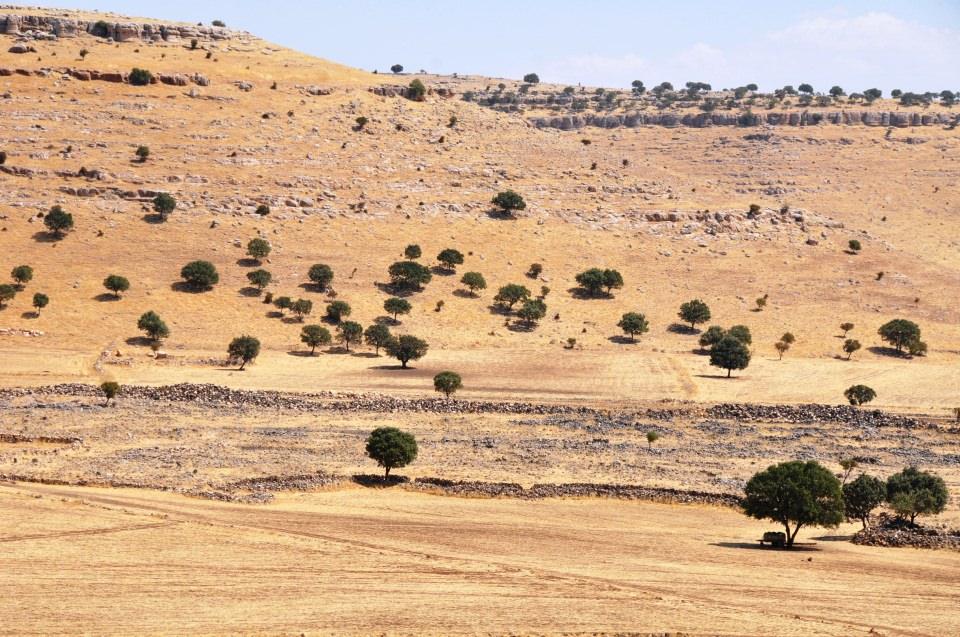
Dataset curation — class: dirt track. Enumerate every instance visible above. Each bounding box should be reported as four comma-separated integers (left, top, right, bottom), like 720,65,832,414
2,482,958,636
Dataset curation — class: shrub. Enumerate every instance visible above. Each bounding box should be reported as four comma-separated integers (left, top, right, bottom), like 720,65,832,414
840,322,854,336
44,205,74,238
407,79,427,101
129,67,153,86
527,263,543,278
326,300,351,323
491,190,526,215
11,265,33,288
227,335,260,370
212,20,226,27
135,145,150,162
291,299,313,321
848,239,861,252
877,319,921,353
337,321,363,350
742,460,844,548
698,325,725,350
137,310,169,342
437,248,464,271
300,324,331,354
246,269,271,291
755,294,768,311
384,297,411,321
91,20,110,37
523,73,540,84
460,271,486,295
727,325,752,345
780,332,796,345
390,64,403,74
247,238,271,262
844,384,876,406
886,467,949,524
618,312,649,341
103,275,130,298
0,284,14,308
386,334,428,368
307,264,334,291
355,116,368,129
388,261,432,289
100,381,120,406
517,299,547,327
153,193,176,220
32,293,48,314
255,204,270,216
774,340,790,360
709,336,751,377
646,431,660,448
494,284,530,309
843,339,861,360
180,261,219,289
678,299,711,329
843,474,885,528
433,371,462,398
364,324,392,355
404,244,422,259
366,427,417,478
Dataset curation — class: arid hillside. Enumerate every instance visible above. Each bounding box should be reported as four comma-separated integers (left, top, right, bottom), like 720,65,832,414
0,8,958,412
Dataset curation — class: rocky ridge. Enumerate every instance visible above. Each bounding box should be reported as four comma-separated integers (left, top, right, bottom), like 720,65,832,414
0,11,242,42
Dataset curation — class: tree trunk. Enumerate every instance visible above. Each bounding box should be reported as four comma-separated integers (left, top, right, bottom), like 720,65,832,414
239,360,246,371
401,359,408,369
311,345,316,355
727,368,732,378
788,523,802,548
384,466,391,479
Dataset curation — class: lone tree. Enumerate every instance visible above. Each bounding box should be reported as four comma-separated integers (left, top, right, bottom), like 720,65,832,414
877,318,922,354
407,79,427,101
840,322,854,337
843,474,886,529
848,239,862,253
774,340,790,360
44,205,74,238
246,238,271,263
386,334,428,368
388,260,432,290
326,300,351,323
32,292,48,315
575,268,623,297
364,323,392,355
433,371,462,398
365,426,417,478
153,193,177,221
886,467,949,524
491,190,526,216
678,299,711,330
698,325,726,351
103,275,130,298
494,283,530,310
384,297,411,322
291,298,313,321
300,324,331,355
436,248,465,272
228,335,261,370
710,336,751,377
742,460,844,548
404,244,422,259
307,264,334,291
390,64,404,74
180,260,219,290
844,384,876,406
460,271,487,295
100,381,120,406
135,145,150,162
523,73,540,84
843,338,861,360
516,298,547,327
618,312,650,341
256,204,270,216
246,269,272,292
0,284,14,308
137,310,169,342
646,430,660,449
129,67,153,86
337,321,363,351
11,265,33,288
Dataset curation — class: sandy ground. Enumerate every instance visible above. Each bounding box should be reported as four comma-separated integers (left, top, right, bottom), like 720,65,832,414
1,482,958,637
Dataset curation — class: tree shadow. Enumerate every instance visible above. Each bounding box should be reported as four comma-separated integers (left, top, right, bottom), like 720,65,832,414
281,316,306,324
811,534,854,542
692,348,710,356
324,346,352,355
351,474,410,488
31,231,63,243
487,304,512,316
507,322,536,333
236,258,260,268
567,286,613,300
375,282,419,297
370,364,412,370
238,287,262,298
21,311,39,319
451,289,475,299
287,350,317,357
125,336,154,347
352,352,379,358
430,265,456,276
867,346,910,358
667,323,699,335
266,310,283,319
140,213,166,224
170,281,211,294
298,282,331,293
711,542,820,552
608,335,638,344
374,315,398,325
485,209,517,220
94,293,121,302
695,373,740,380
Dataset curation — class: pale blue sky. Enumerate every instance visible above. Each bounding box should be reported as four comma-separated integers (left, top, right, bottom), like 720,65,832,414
19,1,960,91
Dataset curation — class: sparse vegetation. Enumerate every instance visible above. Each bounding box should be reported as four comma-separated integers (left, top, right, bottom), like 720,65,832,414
103,275,130,298
843,339,861,360
516,298,547,327
31,292,48,315
363,323,392,355
709,336,751,377
407,79,427,101
291,299,313,321
404,244,422,260
575,268,623,297
0,284,14,308
246,269,272,292
100,381,120,406
840,322,854,337
11,265,33,288
129,67,153,86
494,284,530,309
437,248,465,271
135,145,150,162
388,261,432,290
337,321,363,350
646,431,660,449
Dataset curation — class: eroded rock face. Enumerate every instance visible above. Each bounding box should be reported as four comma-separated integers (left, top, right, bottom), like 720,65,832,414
0,14,242,42
529,110,957,130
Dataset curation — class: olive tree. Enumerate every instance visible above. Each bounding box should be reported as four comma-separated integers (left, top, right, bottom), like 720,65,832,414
877,319,921,353
491,190,526,215
840,322,854,337
103,274,130,298
365,427,417,478
843,474,885,528
698,325,725,351
436,248,464,272
494,284,530,310
388,261,432,290
11,265,33,288
433,371,462,398
227,335,261,370
0,284,14,308
291,299,313,321
153,193,176,221
617,312,649,341
460,272,487,295
516,299,546,327
364,323,392,355
307,264,334,291
678,299,711,330
300,324,331,355
384,297,411,322
843,339,861,360
180,261,219,290
137,310,169,342
844,384,876,406
575,268,623,297
886,467,948,524
709,336,751,377
246,269,272,292
44,205,74,238
326,300,351,323
742,460,844,548
404,244,422,259
386,334,428,368
100,381,120,406
246,238,271,263
32,293,48,315
337,321,363,351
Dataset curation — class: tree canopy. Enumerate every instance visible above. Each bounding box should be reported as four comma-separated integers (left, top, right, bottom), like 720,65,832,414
227,335,260,370
386,334,428,368
180,261,219,290
618,312,649,341
709,336,751,377
388,260,432,289
365,427,417,478
886,467,948,523
433,371,462,398
678,299,711,329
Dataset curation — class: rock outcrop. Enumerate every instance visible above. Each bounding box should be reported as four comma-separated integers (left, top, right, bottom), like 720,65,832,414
0,13,241,42
530,110,957,130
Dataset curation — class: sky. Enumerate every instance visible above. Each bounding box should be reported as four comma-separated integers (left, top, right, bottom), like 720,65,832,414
18,1,960,91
